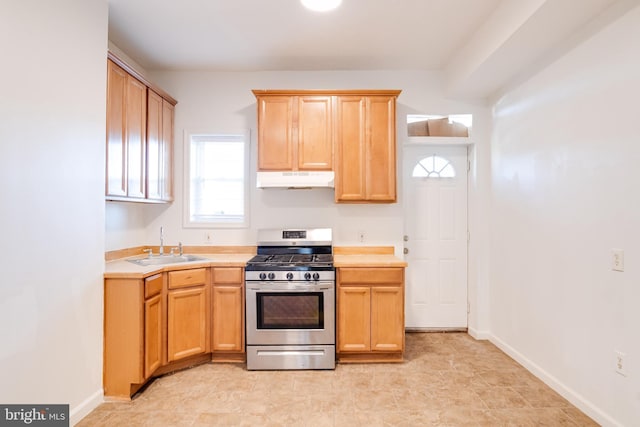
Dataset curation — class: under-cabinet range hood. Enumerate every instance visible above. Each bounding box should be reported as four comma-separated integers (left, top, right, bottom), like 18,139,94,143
256,171,334,189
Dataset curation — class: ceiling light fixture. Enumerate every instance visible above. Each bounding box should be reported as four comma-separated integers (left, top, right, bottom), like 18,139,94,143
301,0,342,12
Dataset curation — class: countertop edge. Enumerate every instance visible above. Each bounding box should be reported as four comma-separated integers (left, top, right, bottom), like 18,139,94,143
104,251,407,279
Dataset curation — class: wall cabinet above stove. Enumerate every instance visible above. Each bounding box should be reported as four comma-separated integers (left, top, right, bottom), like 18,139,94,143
252,90,401,203
253,92,333,171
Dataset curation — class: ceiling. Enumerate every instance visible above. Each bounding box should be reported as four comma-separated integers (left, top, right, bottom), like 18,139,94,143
107,0,629,99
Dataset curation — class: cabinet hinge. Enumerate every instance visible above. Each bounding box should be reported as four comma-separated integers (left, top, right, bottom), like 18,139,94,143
467,160,471,173
467,301,470,314
467,230,470,243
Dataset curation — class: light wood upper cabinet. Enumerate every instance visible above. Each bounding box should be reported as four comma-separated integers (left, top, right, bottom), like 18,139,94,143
335,94,398,203
147,90,174,202
253,89,399,200
334,96,366,201
254,92,333,171
256,96,294,170
297,96,333,170
106,54,176,203
106,59,146,199
106,61,127,197
125,75,147,199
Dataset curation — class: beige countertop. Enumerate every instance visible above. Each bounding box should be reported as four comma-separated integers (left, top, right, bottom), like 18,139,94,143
105,247,407,279
104,253,255,279
334,254,407,268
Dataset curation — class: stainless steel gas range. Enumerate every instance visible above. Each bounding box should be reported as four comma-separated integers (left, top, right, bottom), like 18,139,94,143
245,228,335,370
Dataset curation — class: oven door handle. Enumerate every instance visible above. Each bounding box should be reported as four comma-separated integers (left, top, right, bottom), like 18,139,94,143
247,285,332,292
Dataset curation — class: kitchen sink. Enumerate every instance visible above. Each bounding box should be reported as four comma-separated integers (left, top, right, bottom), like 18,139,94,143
127,254,207,266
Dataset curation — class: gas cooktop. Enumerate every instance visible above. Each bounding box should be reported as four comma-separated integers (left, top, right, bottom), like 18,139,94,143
246,228,334,272
245,253,334,271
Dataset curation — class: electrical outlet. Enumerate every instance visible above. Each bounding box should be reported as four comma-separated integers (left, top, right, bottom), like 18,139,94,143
615,350,628,376
358,230,365,243
612,248,624,272
204,232,213,244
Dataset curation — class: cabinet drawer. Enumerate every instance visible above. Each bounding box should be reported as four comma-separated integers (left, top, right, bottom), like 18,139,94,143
144,274,163,298
168,268,207,289
212,267,243,285
339,267,403,285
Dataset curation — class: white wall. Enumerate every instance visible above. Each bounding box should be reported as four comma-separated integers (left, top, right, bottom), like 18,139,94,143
0,0,107,424
489,4,640,426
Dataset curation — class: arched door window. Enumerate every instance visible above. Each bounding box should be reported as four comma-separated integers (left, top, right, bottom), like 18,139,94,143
412,155,455,178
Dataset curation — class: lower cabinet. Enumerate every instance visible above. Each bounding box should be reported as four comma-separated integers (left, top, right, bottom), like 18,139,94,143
337,267,405,362
104,274,165,399
167,268,210,362
143,274,163,378
211,267,245,359
104,265,245,399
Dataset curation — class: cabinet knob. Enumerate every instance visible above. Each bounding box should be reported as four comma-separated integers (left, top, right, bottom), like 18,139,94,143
403,235,409,242
403,248,409,255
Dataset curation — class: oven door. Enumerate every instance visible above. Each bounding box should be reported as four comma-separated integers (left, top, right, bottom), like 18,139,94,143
246,281,335,346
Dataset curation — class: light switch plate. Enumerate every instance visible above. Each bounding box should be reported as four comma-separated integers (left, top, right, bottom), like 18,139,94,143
612,249,624,272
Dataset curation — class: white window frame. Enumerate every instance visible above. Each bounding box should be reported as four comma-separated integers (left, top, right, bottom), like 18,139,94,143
183,130,250,229
412,155,456,179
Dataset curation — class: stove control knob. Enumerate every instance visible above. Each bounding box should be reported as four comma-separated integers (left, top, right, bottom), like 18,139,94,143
312,272,320,281
304,272,312,281
286,272,294,281
268,272,276,280
259,273,267,281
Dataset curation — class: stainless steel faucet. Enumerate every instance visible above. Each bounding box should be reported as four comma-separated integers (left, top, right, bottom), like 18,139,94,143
159,226,164,255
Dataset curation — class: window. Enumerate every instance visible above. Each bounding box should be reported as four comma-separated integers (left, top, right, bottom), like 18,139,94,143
185,132,249,228
407,114,472,137
412,155,456,178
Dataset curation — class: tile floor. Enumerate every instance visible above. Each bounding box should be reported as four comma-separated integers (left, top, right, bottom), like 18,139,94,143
78,333,599,426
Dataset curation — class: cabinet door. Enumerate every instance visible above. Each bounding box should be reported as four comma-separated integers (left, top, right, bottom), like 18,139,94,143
366,96,396,201
334,96,366,201
161,99,174,201
125,75,147,199
146,90,163,200
167,286,208,361
297,96,332,170
147,92,174,202
371,286,404,352
212,285,244,351
335,95,397,203
337,286,371,352
106,60,127,197
144,293,162,378
257,96,294,170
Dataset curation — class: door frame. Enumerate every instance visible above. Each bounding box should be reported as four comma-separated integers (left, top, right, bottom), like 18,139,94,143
401,142,470,331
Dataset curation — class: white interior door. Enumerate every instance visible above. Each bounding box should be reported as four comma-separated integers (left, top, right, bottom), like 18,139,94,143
403,145,468,329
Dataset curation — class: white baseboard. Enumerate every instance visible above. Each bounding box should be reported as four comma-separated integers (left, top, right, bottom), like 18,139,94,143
488,333,621,427
467,326,490,340
70,389,103,426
